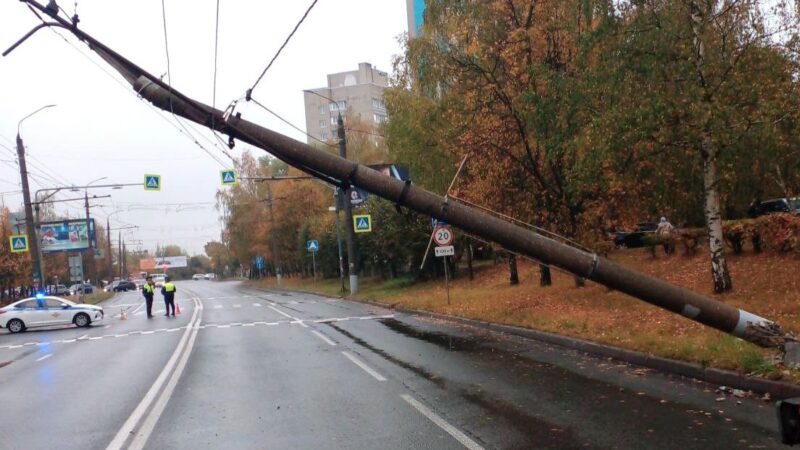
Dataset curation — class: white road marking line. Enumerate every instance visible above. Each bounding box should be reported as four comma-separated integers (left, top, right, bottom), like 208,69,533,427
230,322,242,327
253,303,262,307
213,305,223,309
9,345,22,349
78,334,89,340
242,323,255,327
311,330,336,346
35,353,52,362
254,321,268,325
62,339,76,343
267,305,308,327
217,325,230,328
114,334,127,338
233,304,241,308
401,394,484,450
126,298,203,450
341,351,386,381
166,328,180,332
103,325,111,329
89,337,103,341
107,298,203,450
141,331,154,335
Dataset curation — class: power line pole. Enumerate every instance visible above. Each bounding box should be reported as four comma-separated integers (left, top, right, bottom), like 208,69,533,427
266,184,282,286
337,114,358,294
107,217,112,281
16,133,43,290
84,190,95,283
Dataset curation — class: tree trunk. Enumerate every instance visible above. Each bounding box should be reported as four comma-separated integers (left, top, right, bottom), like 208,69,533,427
508,253,519,285
701,132,733,293
539,263,551,286
466,241,474,281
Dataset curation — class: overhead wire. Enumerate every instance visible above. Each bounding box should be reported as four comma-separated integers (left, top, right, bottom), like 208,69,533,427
247,0,320,97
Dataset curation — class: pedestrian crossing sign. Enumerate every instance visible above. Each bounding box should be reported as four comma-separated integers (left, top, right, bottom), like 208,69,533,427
9,234,29,253
220,169,238,186
353,214,372,233
306,240,319,253
144,174,161,191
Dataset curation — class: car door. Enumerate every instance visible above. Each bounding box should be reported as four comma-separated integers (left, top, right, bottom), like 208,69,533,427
13,299,47,327
43,298,72,326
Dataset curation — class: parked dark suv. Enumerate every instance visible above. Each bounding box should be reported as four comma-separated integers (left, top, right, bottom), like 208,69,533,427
613,222,658,248
748,198,800,218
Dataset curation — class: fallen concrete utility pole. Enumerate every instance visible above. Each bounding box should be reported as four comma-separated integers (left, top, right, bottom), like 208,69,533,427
5,0,792,351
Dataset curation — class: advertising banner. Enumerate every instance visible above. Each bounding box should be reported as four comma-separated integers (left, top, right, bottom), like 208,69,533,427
39,219,95,253
140,256,188,271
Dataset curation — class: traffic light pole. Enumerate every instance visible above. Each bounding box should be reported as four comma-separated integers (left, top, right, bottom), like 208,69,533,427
5,2,788,351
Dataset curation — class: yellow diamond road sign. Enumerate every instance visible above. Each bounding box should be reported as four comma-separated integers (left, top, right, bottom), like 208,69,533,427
10,234,29,253
353,214,372,233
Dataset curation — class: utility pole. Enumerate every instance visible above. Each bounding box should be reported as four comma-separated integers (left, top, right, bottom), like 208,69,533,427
334,189,345,295
337,114,358,294
16,133,43,290
107,217,112,280
266,184,282,286
84,190,94,283
8,6,785,350
118,231,122,279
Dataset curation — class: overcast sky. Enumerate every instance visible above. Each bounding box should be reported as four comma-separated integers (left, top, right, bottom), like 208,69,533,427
0,0,408,255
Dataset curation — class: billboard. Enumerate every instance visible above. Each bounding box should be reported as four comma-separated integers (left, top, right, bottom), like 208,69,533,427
140,256,188,271
39,219,95,253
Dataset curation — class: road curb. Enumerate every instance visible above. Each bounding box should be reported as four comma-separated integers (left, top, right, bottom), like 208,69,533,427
246,283,800,398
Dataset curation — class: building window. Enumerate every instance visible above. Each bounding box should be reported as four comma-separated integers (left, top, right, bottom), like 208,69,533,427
373,113,387,124
318,105,325,115
329,101,347,112
331,116,338,125
372,97,385,110
319,120,327,128
321,131,328,140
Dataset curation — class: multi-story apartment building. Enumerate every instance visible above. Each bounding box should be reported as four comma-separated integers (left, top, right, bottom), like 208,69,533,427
303,63,389,145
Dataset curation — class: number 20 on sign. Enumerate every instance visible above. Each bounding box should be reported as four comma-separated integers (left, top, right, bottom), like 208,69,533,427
433,226,453,246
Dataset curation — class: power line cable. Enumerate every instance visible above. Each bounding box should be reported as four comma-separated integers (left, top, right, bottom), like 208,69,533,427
247,0,320,97
250,98,334,148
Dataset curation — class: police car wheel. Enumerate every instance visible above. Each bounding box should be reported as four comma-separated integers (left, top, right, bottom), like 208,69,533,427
7,319,25,333
74,313,91,328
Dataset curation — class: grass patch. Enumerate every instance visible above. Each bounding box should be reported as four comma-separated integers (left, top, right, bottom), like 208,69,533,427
80,291,115,305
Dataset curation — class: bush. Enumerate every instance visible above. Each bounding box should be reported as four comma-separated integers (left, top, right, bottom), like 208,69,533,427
721,214,800,254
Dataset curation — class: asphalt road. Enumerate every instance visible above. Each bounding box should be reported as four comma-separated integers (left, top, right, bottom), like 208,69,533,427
0,280,785,449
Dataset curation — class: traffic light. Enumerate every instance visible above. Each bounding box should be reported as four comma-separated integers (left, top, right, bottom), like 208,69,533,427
777,398,800,445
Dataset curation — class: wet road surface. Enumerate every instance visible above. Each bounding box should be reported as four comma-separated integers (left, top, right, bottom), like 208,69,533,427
0,280,784,449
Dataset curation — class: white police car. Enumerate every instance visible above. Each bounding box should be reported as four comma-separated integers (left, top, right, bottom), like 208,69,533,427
0,294,104,333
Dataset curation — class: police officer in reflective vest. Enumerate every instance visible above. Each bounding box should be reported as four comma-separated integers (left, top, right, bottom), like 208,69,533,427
161,276,177,316
142,276,156,318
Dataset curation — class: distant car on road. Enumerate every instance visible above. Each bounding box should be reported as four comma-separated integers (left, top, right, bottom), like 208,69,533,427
0,295,104,333
613,222,659,248
113,281,137,292
205,273,216,280
152,275,166,287
192,274,204,280
68,283,93,296
132,278,145,290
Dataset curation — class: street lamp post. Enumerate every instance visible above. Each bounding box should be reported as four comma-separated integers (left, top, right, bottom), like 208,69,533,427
16,104,56,290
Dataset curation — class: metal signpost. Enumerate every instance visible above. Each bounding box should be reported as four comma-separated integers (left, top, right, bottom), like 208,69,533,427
68,255,84,302
433,225,455,305
306,240,319,281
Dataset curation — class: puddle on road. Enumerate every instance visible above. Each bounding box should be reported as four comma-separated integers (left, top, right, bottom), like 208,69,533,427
327,322,445,388
379,318,489,353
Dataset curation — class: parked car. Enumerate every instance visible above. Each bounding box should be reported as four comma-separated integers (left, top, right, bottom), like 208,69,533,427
0,295,104,333
192,274,204,280
748,198,800,218
68,283,93,296
47,284,70,296
205,273,216,280
613,222,659,248
112,281,137,292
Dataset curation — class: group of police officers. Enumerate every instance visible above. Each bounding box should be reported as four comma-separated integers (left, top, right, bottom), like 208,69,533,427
141,276,177,318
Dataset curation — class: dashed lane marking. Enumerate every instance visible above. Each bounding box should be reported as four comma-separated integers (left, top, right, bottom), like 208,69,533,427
342,351,386,381
401,394,484,450
35,353,52,362
311,330,336,346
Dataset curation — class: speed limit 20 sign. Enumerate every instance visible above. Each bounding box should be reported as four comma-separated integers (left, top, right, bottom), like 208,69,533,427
433,225,454,246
